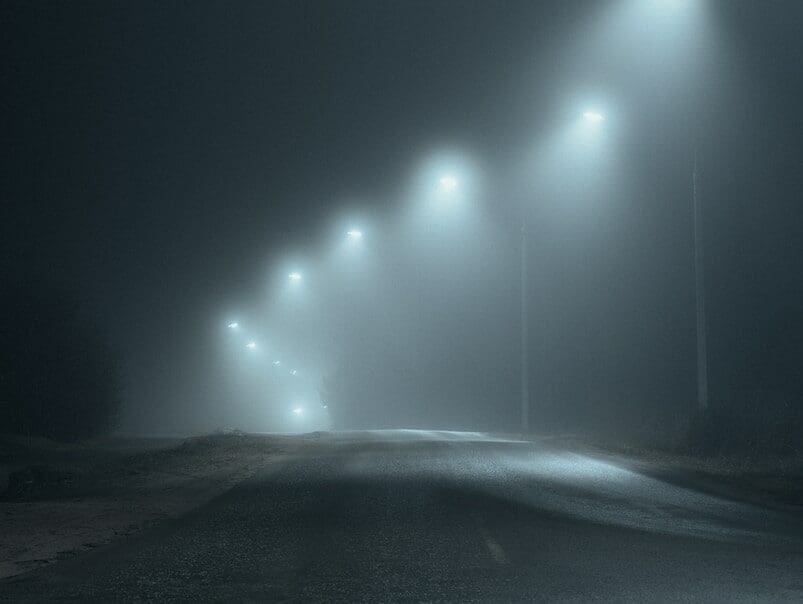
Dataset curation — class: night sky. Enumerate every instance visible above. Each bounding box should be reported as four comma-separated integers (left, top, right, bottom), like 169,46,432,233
2,1,802,434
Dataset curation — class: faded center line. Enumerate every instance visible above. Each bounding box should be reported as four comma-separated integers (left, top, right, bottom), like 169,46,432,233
478,526,509,565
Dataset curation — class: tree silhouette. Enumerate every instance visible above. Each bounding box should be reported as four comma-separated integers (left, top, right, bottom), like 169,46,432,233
0,283,121,441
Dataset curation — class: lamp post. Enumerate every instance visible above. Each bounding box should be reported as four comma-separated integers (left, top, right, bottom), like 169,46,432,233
520,217,530,433
693,150,708,412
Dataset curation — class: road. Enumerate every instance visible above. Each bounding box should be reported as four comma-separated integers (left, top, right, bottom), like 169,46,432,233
2,430,802,602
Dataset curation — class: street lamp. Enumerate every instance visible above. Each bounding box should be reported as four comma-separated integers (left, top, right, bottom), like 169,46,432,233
519,108,607,433
227,321,239,330
583,110,604,123
439,174,458,193
245,341,257,350
288,271,302,282
346,229,363,241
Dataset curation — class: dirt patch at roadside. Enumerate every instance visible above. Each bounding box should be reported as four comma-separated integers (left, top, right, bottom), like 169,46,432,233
0,434,289,579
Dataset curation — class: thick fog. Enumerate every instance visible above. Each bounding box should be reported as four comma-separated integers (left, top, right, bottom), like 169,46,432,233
118,1,801,436
198,1,750,436
4,1,801,438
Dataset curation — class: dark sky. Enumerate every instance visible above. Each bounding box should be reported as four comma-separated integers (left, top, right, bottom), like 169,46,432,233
2,1,802,434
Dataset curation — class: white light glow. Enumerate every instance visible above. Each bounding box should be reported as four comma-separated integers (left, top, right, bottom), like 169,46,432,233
245,341,257,350
273,360,281,366
346,229,363,241
292,407,303,416
288,272,302,282
291,369,298,376
227,322,239,329
438,174,458,193
583,110,604,123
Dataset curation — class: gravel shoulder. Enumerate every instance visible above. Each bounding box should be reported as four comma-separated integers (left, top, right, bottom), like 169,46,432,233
577,438,803,512
0,434,290,579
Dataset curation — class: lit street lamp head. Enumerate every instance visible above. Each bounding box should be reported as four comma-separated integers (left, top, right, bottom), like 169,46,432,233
292,407,303,416
438,174,458,193
227,322,239,330
346,229,363,241
245,341,257,350
583,110,604,123
288,271,302,282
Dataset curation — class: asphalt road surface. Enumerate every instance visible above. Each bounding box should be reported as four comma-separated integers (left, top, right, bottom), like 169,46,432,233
3,430,802,602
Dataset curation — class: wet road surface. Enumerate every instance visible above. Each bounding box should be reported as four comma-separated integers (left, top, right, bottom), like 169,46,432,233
3,430,802,602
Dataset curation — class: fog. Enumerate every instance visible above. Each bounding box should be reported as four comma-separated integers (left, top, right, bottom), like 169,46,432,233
3,1,801,442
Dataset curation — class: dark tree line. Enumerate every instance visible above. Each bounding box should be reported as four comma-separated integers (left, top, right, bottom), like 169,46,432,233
0,283,121,441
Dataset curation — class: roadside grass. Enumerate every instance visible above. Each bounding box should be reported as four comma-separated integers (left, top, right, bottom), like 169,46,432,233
0,433,287,579
581,437,803,511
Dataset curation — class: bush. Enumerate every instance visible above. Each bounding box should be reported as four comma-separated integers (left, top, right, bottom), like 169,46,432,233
0,284,121,441
687,391,802,457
